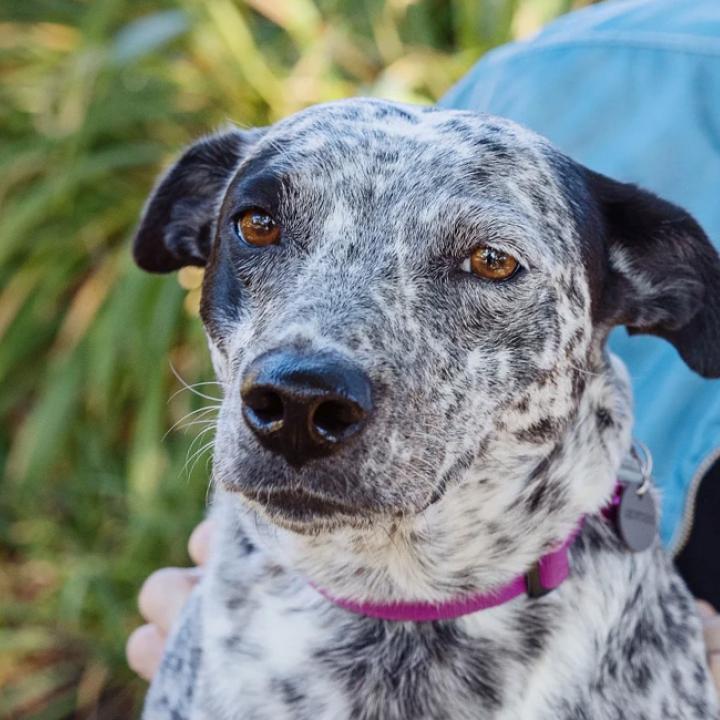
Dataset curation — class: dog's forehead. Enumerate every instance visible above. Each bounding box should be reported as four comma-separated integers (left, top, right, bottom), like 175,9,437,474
274,97,534,138
241,100,557,195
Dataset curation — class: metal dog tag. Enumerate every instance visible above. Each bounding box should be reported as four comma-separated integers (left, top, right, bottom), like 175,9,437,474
617,484,658,553
616,441,658,553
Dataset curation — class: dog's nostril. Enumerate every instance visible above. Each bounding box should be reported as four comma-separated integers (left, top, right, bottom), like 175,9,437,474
312,400,362,439
248,389,284,425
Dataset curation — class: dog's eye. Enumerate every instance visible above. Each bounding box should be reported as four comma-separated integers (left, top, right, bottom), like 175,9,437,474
234,209,281,247
462,245,520,281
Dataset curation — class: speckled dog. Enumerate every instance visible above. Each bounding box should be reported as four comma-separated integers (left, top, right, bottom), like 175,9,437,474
133,98,720,720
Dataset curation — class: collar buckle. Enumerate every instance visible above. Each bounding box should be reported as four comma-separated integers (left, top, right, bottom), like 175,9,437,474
526,562,555,599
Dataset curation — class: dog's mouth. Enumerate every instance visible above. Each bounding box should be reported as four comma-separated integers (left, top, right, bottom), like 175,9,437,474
240,487,366,529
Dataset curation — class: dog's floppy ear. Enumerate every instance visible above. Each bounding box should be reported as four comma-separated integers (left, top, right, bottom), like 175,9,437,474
589,170,720,378
133,127,263,273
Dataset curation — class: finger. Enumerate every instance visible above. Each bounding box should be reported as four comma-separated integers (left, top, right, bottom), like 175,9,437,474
702,613,720,654
138,567,201,634
126,624,166,681
188,519,214,566
710,654,720,696
697,600,717,621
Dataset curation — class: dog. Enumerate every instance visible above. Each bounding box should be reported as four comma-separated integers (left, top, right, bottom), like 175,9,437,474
132,98,720,719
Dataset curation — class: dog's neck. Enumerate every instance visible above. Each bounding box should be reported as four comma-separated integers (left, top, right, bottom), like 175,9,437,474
224,353,634,605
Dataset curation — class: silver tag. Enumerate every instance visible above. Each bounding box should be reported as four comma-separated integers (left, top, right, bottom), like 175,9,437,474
617,484,658,552
616,441,658,553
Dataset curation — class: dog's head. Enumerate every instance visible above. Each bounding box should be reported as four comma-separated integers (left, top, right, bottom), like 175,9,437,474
134,99,720,597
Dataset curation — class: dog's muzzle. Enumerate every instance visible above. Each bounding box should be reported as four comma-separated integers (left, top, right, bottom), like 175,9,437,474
240,348,373,467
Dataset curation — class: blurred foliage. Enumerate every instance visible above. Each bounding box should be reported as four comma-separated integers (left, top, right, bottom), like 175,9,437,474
0,0,593,716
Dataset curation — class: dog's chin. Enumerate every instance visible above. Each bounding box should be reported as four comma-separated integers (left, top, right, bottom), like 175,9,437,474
238,487,377,535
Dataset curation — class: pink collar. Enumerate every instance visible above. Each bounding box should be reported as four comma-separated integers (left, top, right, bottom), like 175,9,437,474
313,485,626,622
314,524,581,621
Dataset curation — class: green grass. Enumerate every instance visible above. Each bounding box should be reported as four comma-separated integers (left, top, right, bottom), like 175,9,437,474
0,0,589,715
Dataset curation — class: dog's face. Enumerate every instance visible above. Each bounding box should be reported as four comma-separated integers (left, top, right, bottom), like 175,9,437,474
135,99,719,588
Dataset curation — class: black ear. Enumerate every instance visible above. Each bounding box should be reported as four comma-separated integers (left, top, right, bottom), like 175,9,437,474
133,127,262,273
589,170,720,378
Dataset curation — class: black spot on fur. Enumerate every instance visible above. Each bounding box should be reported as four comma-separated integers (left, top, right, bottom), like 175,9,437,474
430,450,475,504
526,476,551,513
316,619,504,719
514,603,554,661
516,417,559,444
595,407,614,431
528,444,562,483
272,677,307,706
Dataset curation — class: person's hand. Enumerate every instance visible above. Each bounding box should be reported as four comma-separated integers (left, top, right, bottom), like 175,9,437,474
126,519,213,681
698,600,720,695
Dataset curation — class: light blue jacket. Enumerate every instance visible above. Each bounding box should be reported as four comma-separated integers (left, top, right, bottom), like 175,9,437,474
441,0,720,548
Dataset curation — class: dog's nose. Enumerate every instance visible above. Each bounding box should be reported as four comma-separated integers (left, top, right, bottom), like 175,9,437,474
240,349,373,466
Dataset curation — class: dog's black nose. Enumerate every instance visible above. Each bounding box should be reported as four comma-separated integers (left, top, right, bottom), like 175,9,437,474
240,349,373,466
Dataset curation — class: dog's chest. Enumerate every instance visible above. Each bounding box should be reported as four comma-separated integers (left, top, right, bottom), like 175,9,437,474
192,519,718,720
200,572,552,720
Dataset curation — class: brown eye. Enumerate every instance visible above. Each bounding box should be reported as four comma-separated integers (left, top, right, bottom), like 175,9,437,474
467,245,520,281
235,209,281,247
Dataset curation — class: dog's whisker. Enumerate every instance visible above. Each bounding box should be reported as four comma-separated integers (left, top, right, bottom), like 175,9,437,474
163,406,220,440
187,423,216,449
175,418,219,435
169,362,224,402
185,438,216,480
182,426,217,476
173,424,216,464
567,362,602,378
168,379,223,401
205,468,216,507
